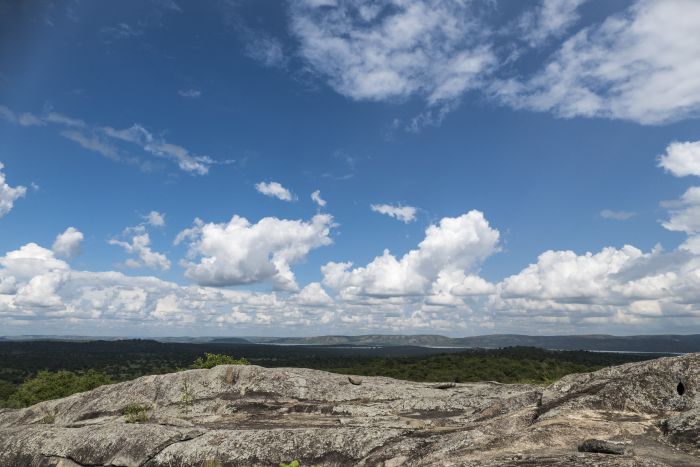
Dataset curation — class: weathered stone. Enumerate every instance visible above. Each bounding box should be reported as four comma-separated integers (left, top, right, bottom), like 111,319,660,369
578,439,628,455
0,353,698,466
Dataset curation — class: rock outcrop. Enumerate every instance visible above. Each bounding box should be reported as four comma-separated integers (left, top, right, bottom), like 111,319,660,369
0,353,698,466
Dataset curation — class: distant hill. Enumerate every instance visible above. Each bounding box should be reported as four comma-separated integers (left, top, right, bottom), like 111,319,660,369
249,334,700,353
3,333,699,353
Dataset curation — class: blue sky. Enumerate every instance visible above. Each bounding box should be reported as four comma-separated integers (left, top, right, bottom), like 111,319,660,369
1,0,700,336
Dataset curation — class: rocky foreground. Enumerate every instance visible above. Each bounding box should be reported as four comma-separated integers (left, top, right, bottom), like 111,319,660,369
0,354,698,466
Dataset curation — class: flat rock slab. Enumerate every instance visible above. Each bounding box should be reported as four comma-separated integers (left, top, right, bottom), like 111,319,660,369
0,353,698,466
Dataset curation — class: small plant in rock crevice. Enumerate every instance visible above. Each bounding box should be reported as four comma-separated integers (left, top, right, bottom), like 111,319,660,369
122,403,150,423
179,379,195,417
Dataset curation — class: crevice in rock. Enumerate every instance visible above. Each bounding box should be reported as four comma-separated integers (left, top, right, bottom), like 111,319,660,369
139,431,206,467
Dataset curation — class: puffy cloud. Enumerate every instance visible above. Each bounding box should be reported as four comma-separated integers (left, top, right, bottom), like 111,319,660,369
491,244,700,328
255,181,294,201
658,140,700,177
176,213,334,290
290,0,496,104
109,227,171,271
52,227,84,258
295,282,333,307
323,210,500,298
600,209,636,221
495,0,700,124
177,89,201,98
0,162,27,219
311,190,326,207
499,246,646,302
144,211,166,227
370,203,417,223
661,187,700,235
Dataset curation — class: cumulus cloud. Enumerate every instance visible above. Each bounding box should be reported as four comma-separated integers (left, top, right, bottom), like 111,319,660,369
659,140,700,177
323,210,500,299
495,0,700,124
661,187,700,236
176,213,334,290
311,190,326,207
52,227,84,258
109,226,171,271
600,209,636,221
144,211,166,227
370,203,417,223
0,162,27,219
290,0,496,104
255,181,294,201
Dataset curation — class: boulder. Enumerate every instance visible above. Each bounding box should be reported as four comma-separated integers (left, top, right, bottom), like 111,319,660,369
0,353,698,466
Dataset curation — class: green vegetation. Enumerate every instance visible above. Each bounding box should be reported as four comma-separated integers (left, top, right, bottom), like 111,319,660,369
279,461,301,467
179,379,195,416
3,370,111,408
122,403,150,423
327,347,619,385
0,340,663,408
191,353,249,369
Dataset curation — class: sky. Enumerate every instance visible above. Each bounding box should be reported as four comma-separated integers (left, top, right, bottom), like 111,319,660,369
1,0,700,337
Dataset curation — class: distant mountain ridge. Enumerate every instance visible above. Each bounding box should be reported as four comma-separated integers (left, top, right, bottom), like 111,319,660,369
245,334,700,353
3,333,699,353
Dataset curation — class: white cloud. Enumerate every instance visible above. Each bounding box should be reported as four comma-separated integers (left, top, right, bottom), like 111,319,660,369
295,282,333,307
60,130,120,161
109,226,171,271
370,203,417,223
495,0,700,124
144,211,166,227
0,162,27,219
519,0,587,46
659,140,700,177
290,0,496,104
0,239,344,333
323,210,500,298
600,209,636,221
52,227,84,258
178,89,202,98
45,112,87,128
662,187,700,236
176,213,334,290
0,105,16,124
311,189,326,207
243,33,286,68
255,181,294,201
102,124,214,175
18,112,44,127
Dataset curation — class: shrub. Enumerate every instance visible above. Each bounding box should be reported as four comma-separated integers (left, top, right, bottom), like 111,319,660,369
8,370,112,407
0,380,17,407
122,403,150,423
280,461,301,467
191,353,249,369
